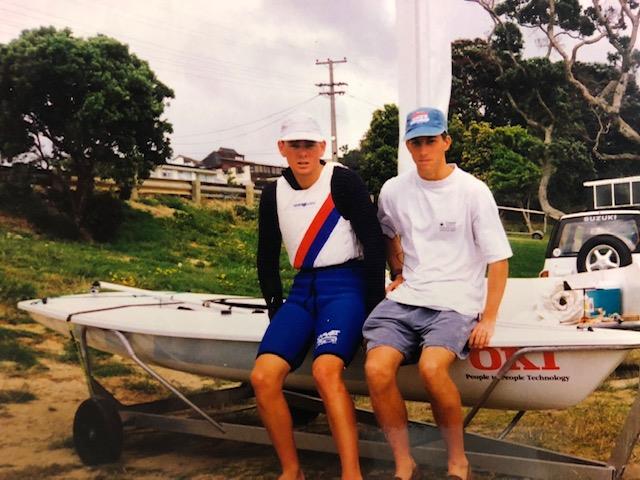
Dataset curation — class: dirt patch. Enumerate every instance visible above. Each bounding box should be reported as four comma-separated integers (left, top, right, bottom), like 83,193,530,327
3,328,640,479
0,212,35,235
128,200,176,218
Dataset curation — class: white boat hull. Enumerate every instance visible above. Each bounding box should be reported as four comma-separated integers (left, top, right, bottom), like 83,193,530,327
20,272,640,411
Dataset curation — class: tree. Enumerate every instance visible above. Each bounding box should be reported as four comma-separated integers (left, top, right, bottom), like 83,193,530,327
358,104,399,196
0,27,174,225
451,20,621,218
469,0,640,159
456,121,544,208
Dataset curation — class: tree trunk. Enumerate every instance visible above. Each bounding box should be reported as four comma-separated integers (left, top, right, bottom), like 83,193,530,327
72,169,95,227
538,158,565,220
522,205,533,233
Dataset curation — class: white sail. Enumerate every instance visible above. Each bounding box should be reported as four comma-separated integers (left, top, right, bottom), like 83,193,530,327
396,0,452,173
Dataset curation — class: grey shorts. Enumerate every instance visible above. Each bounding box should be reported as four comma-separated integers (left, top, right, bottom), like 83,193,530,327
363,299,478,363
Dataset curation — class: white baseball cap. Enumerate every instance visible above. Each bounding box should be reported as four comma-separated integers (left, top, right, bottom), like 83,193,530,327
279,114,325,142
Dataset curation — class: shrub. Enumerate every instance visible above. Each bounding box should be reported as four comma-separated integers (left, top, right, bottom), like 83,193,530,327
234,204,258,221
83,193,125,242
156,195,188,210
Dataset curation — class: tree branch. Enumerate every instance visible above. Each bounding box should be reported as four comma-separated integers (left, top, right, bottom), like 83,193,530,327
594,151,640,161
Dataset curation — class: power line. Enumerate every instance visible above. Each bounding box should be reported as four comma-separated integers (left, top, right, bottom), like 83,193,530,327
0,2,313,90
174,96,320,138
172,96,323,145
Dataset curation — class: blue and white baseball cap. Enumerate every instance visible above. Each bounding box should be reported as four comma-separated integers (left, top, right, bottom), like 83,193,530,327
404,107,448,140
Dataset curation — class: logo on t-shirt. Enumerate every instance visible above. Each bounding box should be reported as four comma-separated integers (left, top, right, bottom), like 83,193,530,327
316,329,340,346
439,221,457,232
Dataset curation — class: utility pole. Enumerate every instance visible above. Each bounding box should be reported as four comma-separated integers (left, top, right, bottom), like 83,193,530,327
316,57,347,161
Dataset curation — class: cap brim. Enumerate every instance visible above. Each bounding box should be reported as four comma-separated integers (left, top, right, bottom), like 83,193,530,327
279,132,325,142
404,126,445,141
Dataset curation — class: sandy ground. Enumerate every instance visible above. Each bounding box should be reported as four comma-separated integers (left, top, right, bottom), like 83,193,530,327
3,326,640,480
0,327,417,480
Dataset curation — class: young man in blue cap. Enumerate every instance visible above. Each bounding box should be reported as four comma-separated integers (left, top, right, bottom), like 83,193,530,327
251,113,385,480
363,107,512,480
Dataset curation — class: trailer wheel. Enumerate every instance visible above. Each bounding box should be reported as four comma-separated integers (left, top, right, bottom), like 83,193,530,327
531,230,544,240
576,235,632,273
73,397,123,465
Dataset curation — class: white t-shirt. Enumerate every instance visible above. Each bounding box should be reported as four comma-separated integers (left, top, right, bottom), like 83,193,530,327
378,165,512,316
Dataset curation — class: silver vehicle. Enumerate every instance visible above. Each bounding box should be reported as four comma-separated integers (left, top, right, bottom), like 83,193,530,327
541,210,640,277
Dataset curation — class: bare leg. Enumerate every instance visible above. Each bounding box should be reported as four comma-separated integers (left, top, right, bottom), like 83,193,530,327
312,354,362,480
250,354,304,480
365,346,416,480
418,347,468,479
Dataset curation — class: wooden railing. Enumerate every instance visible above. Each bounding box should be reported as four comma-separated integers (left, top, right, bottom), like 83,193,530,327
107,178,260,206
0,166,261,205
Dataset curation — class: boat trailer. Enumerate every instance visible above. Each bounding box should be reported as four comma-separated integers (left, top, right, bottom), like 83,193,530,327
71,325,640,480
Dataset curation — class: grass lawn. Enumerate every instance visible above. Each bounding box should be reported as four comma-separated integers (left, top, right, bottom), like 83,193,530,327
0,196,546,302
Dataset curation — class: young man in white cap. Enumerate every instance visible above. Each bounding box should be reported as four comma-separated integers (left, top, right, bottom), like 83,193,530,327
363,107,512,480
251,113,385,480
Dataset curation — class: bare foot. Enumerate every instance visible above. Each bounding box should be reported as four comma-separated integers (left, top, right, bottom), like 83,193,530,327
447,460,469,480
277,470,304,480
393,460,417,480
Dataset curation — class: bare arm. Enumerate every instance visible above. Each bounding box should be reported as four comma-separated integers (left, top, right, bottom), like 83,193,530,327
468,259,509,349
385,235,404,293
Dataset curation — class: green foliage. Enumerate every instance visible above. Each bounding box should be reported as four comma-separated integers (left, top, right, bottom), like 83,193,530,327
123,378,163,394
340,148,363,173
92,361,133,377
0,338,39,368
456,121,543,207
546,138,595,211
155,195,189,211
0,275,37,303
0,327,42,341
58,338,112,364
496,0,596,36
83,193,125,242
357,104,399,196
489,146,542,207
360,145,398,197
0,388,36,404
233,204,258,222
359,104,399,154
0,183,81,240
0,27,174,224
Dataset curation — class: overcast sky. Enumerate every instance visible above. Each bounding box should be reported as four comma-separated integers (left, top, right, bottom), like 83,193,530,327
0,0,630,166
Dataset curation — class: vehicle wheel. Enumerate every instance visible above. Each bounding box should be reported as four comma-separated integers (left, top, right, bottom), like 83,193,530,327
73,397,123,465
576,235,632,273
531,231,544,240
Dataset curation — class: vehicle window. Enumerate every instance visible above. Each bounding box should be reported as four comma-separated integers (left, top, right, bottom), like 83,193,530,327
555,216,640,255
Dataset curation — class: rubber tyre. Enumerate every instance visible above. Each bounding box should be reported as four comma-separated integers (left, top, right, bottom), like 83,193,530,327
531,231,544,240
576,234,632,273
73,397,123,465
